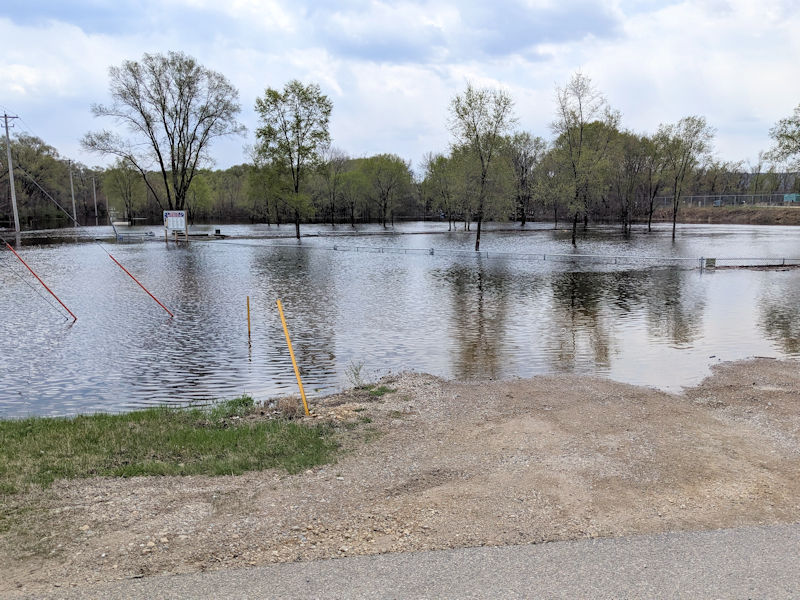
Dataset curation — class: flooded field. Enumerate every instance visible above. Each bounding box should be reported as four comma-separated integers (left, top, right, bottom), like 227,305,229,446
1,221,799,416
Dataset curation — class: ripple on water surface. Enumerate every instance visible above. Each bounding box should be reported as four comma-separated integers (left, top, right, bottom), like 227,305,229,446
1,223,799,416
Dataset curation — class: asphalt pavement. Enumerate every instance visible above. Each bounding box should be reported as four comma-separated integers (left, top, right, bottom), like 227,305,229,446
20,522,800,599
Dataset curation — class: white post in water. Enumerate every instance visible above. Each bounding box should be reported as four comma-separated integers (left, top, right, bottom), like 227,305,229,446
3,113,20,233
68,159,77,227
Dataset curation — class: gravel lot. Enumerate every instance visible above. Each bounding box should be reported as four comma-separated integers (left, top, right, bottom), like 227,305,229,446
3,358,799,597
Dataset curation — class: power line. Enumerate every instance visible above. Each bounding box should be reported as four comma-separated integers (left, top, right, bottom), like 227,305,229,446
13,166,174,318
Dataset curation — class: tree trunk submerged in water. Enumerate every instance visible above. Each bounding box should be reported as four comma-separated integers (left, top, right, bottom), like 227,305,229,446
672,193,679,241
572,211,578,246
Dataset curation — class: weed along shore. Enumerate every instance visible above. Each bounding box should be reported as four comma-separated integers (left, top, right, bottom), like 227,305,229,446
2,359,800,596
0,396,338,496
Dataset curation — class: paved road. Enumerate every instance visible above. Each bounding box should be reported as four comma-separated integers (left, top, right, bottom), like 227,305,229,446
24,523,800,599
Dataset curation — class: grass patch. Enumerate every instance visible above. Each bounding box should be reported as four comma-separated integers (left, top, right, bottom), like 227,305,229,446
368,385,397,398
0,396,338,496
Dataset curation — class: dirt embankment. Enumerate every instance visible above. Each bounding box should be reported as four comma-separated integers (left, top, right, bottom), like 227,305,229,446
3,358,800,597
652,205,800,225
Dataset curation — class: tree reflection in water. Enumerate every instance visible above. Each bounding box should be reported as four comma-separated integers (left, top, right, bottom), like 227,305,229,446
252,246,338,382
641,268,705,347
759,275,800,354
547,272,613,370
439,260,511,380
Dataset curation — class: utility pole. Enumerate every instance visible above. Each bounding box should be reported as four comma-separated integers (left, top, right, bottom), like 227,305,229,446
68,159,77,227
91,175,98,226
3,113,20,233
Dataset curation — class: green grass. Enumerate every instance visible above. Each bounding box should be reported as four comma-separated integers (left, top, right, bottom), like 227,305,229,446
0,396,338,496
364,385,397,397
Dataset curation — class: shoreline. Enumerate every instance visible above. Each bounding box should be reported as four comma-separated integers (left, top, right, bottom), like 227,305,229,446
2,357,800,595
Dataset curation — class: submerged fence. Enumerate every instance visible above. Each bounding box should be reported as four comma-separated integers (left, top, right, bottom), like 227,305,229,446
189,237,800,270
654,193,799,208
328,244,800,269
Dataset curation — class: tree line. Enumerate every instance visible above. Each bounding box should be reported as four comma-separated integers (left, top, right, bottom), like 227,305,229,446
3,51,800,247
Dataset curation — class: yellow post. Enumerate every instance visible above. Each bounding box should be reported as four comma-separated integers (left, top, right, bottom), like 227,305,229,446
246,296,251,340
276,299,310,416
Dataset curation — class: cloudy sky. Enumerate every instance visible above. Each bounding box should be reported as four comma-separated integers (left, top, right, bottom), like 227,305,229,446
1,0,797,172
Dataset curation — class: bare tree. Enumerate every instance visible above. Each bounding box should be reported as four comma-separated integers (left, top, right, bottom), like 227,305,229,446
449,82,516,251
83,51,245,211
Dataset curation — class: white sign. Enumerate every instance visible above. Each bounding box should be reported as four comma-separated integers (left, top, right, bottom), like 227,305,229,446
163,210,187,232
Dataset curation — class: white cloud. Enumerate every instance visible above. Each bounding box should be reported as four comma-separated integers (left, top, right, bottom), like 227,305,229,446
1,1,797,169
171,0,298,33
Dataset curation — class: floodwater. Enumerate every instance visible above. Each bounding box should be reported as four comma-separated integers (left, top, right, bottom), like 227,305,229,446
1,221,799,417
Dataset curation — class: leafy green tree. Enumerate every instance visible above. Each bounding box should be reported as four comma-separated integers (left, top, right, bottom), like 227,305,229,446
534,150,569,228
83,51,245,211
449,83,516,250
103,158,145,223
768,104,800,170
551,72,620,245
319,146,348,226
254,80,332,239
641,135,666,232
656,115,715,239
186,171,213,221
608,131,647,235
449,144,479,230
422,152,459,230
507,132,547,226
695,159,744,200
364,154,412,227
245,160,273,224
1,133,71,227
339,166,368,227
747,151,769,195
211,165,248,221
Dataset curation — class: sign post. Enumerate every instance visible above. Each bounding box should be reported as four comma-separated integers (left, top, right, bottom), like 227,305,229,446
163,210,188,244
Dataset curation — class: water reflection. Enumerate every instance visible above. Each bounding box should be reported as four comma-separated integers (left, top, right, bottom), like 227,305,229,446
759,274,800,354
643,269,705,347
438,261,511,379
548,272,613,370
252,247,338,384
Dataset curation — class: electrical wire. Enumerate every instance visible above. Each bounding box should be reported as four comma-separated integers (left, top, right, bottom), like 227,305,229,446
12,166,174,318
17,166,78,226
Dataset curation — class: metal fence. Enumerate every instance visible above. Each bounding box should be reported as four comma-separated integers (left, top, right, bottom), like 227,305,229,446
329,244,800,269
655,194,797,208
193,238,800,270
